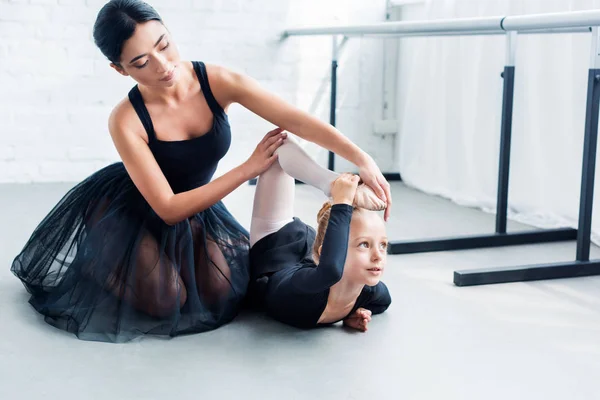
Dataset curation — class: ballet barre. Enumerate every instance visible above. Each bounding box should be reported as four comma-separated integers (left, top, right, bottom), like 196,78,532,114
282,10,600,286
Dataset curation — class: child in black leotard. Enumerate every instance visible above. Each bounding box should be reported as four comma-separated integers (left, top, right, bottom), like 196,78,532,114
248,135,391,332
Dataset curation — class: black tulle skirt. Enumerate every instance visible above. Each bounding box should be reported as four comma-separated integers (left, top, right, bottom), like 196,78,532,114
11,162,250,343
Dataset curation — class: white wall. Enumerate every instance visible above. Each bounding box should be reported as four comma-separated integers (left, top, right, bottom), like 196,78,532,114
393,0,600,243
0,0,392,183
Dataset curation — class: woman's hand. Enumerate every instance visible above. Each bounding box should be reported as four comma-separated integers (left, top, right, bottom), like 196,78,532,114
330,173,360,206
343,308,372,332
358,157,392,221
242,128,287,179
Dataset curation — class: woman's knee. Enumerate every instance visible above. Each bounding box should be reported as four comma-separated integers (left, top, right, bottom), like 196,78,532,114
195,240,232,303
132,238,188,318
145,276,187,318
206,241,232,288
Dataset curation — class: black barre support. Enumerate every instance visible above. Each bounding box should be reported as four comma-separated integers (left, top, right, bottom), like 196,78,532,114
576,70,600,262
454,68,600,286
454,260,600,286
387,64,576,255
328,58,337,171
390,228,577,255
496,66,515,234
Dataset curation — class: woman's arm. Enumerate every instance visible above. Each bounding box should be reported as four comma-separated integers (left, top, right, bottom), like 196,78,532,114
109,102,284,225
208,64,393,221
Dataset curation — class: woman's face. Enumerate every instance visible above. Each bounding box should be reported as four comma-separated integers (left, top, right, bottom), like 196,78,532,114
343,210,388,287
112,20,181,87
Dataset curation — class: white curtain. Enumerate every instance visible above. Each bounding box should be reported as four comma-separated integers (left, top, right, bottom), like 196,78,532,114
396,0,600,244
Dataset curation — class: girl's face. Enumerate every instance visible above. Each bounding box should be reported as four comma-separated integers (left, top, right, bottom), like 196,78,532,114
344,210,388,287
112,20,181,87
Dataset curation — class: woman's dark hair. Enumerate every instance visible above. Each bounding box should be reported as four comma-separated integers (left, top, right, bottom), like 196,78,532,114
93,0,163,65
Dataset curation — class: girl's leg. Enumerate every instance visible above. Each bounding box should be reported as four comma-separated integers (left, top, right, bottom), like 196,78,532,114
249,158,296,247
276,136,339,197
250,135,386,247
275,135,386,211
250,136,339,247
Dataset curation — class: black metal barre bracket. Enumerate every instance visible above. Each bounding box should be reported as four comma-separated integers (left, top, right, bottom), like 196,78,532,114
388,32,576,255
454,260,600,286
452,28,600,286
389,228,577,255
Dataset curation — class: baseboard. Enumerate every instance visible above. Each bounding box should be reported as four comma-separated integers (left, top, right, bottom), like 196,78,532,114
383,173,402,181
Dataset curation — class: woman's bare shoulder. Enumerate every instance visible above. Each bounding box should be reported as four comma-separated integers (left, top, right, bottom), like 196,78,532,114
108,96,146,143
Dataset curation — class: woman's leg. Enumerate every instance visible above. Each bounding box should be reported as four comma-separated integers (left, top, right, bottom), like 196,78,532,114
85,203,187,319
105,231,187,319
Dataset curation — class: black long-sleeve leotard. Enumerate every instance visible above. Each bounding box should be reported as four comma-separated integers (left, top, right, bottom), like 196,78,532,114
250,204,391,329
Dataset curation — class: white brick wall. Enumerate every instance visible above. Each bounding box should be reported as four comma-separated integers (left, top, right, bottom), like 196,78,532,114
0,0,391,183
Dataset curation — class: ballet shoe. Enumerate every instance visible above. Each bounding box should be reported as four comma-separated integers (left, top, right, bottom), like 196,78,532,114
353,184,387,211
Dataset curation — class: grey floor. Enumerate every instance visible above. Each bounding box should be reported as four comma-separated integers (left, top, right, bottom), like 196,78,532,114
1,181,600,400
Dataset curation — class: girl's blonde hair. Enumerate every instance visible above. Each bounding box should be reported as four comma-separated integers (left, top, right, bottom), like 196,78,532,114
313,201,357,263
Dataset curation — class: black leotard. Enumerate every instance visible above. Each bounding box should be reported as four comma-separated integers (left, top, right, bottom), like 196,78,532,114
249,204,391,329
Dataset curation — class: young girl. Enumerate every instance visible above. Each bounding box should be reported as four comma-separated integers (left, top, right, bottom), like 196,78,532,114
249,134,391,332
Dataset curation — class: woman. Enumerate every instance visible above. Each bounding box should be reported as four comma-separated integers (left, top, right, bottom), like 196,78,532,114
11,0,392,342
249,135,391,331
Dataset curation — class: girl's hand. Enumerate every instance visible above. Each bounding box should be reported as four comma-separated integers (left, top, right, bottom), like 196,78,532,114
343,308,372,332
330,173,360,206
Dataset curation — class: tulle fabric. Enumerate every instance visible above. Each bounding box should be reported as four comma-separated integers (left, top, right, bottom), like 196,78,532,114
11,162,250,343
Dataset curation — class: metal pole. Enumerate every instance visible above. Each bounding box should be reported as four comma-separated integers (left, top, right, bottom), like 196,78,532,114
502,10,600,31
495,32,517,234
283,11,600,37
576,26,600,261
285,16,504,36
328,36,339,171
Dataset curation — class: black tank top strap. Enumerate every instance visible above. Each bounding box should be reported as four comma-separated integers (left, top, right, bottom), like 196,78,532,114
128,85,157,143
192,61,225,116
